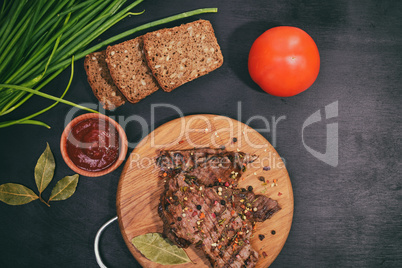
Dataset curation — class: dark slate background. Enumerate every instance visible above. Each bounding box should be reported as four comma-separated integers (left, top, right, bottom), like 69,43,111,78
0,0,401,267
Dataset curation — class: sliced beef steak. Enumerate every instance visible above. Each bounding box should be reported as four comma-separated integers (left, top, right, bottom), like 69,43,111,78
157,148,280,268
159,173,280,267
156,148,258,185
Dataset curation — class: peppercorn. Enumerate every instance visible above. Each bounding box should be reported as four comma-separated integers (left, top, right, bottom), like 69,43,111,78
248,186,253,192
220,200,226,205
258,176,265,182
196,205,202,210
271,230,276,235
233,137,238,143
241,188,247,192
258,234,265,241
177,217,182,221
172,195,178,201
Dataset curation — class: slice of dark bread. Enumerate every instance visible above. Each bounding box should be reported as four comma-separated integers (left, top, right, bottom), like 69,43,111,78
105,37,159,103
142,19,223,92
84,51,126,110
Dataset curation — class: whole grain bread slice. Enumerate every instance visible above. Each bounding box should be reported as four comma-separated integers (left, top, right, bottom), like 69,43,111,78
105,37,159,103
142,19,223,92
84,51,126,110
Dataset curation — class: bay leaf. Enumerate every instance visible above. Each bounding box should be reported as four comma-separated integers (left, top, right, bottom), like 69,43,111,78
34,143,55,194
48,174,79,202
131,233,191,265
0,183,38,205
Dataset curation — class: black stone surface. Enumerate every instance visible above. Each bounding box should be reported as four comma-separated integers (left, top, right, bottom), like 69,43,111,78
0,0,401,267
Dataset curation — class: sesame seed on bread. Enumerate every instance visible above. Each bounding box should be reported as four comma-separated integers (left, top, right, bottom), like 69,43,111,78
142,19,223,92
105,37,159,103
84,51,126,110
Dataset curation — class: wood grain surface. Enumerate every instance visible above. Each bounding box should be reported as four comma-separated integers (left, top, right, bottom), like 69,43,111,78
117,114,293,267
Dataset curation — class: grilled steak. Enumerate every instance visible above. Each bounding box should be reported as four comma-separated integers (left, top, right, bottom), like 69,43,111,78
159,174,280,267
157,148,280,268
156,148,258,186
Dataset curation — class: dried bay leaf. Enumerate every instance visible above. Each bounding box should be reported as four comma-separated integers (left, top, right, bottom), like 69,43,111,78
49,174,79,201
131,233,191,265
34,143,55,194
0,183,38,205
1,143,80,207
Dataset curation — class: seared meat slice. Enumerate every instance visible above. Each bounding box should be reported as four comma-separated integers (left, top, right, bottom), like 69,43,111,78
156,148,258,185
157,148,279,267
159,173,280,267
216,186,281,222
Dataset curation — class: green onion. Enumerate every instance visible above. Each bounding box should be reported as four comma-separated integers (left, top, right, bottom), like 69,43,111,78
16,120,51,129
0,84,99,115
0,0,217,128
0,57,79,129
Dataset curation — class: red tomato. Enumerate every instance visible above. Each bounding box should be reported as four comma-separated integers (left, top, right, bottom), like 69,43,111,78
248,26,320,97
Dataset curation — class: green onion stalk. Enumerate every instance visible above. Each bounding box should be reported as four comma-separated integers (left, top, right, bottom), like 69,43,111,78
0,0,217,128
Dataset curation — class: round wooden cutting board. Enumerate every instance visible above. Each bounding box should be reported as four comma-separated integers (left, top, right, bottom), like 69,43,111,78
117,114,293,268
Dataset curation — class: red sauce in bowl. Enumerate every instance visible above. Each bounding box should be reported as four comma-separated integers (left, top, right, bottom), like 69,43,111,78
66,118,120,172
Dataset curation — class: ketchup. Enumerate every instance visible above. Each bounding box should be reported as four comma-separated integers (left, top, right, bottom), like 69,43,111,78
66,118,120,172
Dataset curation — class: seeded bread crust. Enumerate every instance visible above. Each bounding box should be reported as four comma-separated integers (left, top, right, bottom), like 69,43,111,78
105,37,159,103
84,51,126,110
142,19,224,92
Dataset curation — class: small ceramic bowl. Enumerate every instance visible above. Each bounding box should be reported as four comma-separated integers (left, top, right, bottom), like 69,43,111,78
60,113,128,177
